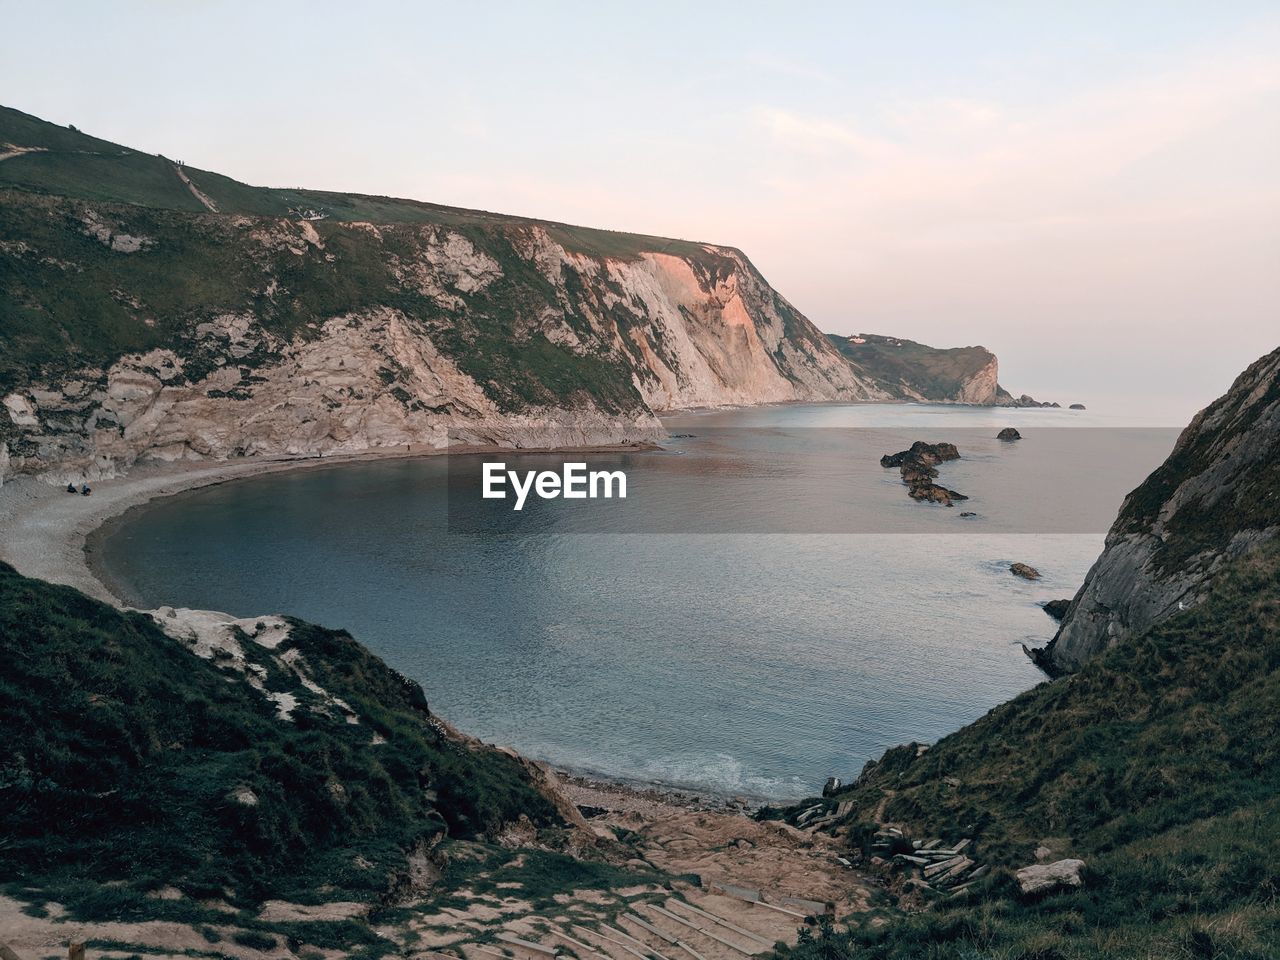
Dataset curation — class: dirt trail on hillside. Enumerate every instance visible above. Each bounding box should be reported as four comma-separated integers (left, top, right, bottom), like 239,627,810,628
171,162,219,211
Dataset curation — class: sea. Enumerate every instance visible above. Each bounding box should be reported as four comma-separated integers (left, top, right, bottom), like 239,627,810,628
95,403,1179,801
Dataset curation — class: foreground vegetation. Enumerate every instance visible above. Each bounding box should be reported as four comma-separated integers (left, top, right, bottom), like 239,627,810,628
770,543,1280,958
0,562,563,913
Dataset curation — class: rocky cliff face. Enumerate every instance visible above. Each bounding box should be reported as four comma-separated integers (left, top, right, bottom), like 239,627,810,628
1038,346,1280,672
0,189,879,481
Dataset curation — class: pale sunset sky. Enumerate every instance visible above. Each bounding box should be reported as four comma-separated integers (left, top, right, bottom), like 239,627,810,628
3,1,1277,421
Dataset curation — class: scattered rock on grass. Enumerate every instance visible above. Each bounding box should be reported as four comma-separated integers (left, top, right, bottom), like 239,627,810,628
1016,858,1085,896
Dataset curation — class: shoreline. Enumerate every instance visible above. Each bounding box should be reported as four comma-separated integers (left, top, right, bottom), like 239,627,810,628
0,439,809,813
0,440,658,605
553,767,777,816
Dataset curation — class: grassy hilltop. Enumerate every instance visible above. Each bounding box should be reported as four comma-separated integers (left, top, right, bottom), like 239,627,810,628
0,105,716,259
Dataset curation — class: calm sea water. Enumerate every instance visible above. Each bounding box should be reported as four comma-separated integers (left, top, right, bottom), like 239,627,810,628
97,404,1178,800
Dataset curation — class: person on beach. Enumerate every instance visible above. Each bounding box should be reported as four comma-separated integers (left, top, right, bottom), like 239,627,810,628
67,482,77,493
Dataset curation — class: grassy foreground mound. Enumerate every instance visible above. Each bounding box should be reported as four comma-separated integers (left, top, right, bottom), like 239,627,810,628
772,543,1280,959
0,561,563,915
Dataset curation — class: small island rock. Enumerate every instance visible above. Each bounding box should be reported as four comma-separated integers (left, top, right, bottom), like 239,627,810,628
1069,403,1086,410
997,427,1021,441
1010,562,1041,580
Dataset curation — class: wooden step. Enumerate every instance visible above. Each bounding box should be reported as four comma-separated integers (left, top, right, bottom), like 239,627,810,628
645,904,759,956
496,932,559,958
618,914,706,960
665,900,773,949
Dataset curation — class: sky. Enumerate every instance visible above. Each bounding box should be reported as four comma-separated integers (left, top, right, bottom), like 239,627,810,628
2,1,1277,422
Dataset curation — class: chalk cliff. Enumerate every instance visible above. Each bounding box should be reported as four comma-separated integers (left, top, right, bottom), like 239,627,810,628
0,106,885,480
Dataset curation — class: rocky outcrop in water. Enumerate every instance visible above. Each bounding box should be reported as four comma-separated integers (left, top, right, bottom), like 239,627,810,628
997,390,1059,408
1010,563,1041,581
997,427,1021,441
1033,346,1280,672
881,441,967,507
1041,599,1071,621
880,441,960,469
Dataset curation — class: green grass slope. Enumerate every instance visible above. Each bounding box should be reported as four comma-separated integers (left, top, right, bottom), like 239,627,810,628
0,561,562,915
0,104,715,260
0,188,647,413
773,543,1280,959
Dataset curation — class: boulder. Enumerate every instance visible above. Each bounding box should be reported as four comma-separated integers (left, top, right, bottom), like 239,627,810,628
1042,599,1071,620
1016,858,1085,896
1069,403,1086,410
823,776,842,797
1010,562,1041,580
997,427,1021,441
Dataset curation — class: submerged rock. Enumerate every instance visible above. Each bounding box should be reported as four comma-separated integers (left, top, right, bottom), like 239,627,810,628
1010,562,1041,580
1042,598,1071,620
909,483,968,506
997,427,1021,441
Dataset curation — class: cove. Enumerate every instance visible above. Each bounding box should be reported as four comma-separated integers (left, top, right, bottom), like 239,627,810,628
94,404,1177,800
